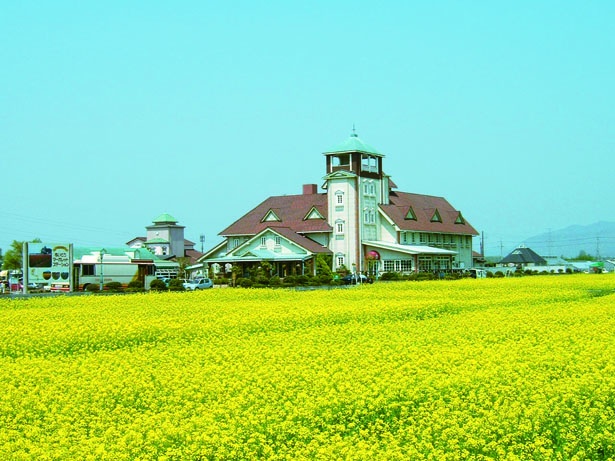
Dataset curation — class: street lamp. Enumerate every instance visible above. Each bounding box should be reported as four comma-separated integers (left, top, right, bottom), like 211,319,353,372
99,248,107,291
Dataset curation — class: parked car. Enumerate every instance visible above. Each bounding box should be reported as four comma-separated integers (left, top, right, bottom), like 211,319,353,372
183,278,214,290
341,274,373,285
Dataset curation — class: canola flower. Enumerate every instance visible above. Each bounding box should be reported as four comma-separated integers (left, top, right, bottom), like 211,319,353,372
0,275,614,460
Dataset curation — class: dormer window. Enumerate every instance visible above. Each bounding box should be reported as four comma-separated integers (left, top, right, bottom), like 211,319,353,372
262,209,281,222
405,207,417,221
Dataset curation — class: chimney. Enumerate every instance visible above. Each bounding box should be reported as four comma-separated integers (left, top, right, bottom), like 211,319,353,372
303,184,318,195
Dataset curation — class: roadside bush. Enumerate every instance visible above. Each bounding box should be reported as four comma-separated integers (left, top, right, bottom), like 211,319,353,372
105,282,123,292
126,280,145,292
239,278,253,288
269,276,281,287
283,276,297,286
296,275,310,286
380,272,401,281
168,279,185,291
494,271,505,278
214,277,229,286
149,279,166,292
254,275,269,286
85,284,100,292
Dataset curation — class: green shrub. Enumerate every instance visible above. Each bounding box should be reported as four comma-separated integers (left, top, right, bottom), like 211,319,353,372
149,279,166,292
85,284,100,292
254,275,269,286
126,280,145,292
283,276,297,286
380,272,401,281
168,279,185,291
239,278,253,288
105,281,123,292
269,276,281,287
494,271,505,278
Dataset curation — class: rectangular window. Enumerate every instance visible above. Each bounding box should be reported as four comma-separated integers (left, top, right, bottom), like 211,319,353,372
274,236,281,246
337,194,343,204
337,256,344,267
260,237,267,247
383,260,395,272
82,264,95,276
337,223,344,233
400,260,413,272
233,238,240,248
419,256,432,271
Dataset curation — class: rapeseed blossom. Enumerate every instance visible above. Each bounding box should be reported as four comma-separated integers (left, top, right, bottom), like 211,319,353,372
0,275,614,459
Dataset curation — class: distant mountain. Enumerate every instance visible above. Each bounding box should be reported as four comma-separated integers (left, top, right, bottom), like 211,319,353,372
522,222,615,259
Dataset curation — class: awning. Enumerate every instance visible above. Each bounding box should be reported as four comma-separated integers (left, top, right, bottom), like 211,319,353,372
363,240,457,256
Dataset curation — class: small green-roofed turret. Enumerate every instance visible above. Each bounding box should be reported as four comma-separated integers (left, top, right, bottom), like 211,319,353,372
152,213,178,224
323,128,383,156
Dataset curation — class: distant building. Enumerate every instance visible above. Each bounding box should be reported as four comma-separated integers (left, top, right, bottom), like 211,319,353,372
127,213,203,265
199,131,479,277
499,245,547,267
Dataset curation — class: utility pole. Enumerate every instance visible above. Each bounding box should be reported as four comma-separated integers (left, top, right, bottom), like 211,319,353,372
200,234,205,253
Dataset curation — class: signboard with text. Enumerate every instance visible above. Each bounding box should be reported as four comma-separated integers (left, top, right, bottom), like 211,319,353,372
23,242,73,292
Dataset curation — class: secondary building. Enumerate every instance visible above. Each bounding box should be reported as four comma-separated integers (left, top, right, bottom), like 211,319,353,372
199,131,479,278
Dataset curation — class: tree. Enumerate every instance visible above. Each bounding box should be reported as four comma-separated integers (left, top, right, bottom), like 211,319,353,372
575,250,595,261
2,239,42,270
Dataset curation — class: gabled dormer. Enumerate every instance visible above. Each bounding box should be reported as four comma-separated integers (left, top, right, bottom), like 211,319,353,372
430,209,442,223
261,209,281,223
405,206,417,221
303,206,325,221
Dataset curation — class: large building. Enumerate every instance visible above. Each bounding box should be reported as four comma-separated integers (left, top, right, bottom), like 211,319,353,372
200,131,478,277
127,213,203,265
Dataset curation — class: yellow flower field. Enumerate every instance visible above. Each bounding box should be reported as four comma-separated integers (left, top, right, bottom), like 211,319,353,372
1,275,614,460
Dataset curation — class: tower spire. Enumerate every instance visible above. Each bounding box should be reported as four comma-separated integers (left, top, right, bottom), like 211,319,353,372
351,124,358,137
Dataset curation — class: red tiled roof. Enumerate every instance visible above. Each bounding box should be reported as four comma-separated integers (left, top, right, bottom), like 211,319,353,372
380,191,478,235
220,193,331,236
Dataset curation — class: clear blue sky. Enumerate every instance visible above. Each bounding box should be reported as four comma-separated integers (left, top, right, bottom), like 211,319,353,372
2,1,614,257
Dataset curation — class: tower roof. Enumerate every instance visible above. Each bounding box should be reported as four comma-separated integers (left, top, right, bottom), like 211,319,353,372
323,129,383,156
152,213,178,224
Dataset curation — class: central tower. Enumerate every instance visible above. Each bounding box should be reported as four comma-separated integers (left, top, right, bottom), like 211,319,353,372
322,129,386,272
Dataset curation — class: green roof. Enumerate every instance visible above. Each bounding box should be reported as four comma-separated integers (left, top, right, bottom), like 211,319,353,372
145,238,170,244
153,212,178,224
73,246,169,262
323,130,382,156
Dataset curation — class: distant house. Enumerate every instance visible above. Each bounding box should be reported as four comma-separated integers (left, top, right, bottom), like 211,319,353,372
127,213,203,265
199,130,478,278
499,245,547,267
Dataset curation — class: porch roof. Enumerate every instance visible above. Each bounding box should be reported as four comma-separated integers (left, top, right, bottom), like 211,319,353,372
205,248,314,264
363,240,457,256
